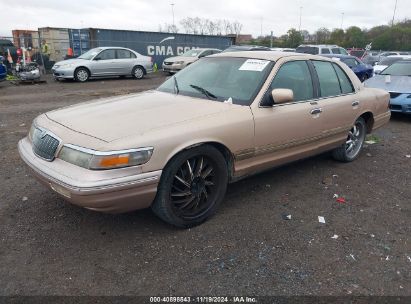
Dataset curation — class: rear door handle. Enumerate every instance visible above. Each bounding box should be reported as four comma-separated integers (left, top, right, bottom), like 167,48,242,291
310,108,322,115
352,101,360,106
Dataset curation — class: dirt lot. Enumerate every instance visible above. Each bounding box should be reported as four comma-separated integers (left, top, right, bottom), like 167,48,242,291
0,74,410,296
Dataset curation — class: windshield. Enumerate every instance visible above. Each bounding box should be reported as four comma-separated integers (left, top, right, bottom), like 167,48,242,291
296,46,319,55
182,49,202,57
380,62,411,76
157,57,273,106
342,58,358,67
78,48,102,60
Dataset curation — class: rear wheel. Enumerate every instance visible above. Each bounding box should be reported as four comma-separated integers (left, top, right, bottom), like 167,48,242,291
74,67,90,82
152,145,228,228
332,117,366,162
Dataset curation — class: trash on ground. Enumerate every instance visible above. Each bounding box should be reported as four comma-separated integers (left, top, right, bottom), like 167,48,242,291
336,197,346,204
349,254,356,261
318,216,326,224
333,194,339,199
22,196,28,201
406,155,411,158
365,140,376,145
331,234,339,239
407,256,411,263
282,213,292,220
386,256,390,261
366,153,372,157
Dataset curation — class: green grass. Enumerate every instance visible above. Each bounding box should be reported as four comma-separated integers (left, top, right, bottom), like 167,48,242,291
366,134,381,143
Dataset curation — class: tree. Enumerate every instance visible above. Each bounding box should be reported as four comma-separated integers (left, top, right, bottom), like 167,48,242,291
285,28,303,48
315,28,330,44
329,29,345,45
344,26,365,48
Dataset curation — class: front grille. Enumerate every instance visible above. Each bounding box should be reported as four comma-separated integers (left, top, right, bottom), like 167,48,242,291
32,127,60,161
163,61,172,65
389,92,401,99
389,104,402,111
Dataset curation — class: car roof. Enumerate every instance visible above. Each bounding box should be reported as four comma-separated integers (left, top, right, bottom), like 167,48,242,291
212,51,332,62
322,54,357,59
298,44,341,48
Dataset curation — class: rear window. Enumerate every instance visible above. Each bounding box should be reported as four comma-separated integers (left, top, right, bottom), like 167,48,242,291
380,62,411,76
333,63,354,94
296,46,319,55
312,61,341,97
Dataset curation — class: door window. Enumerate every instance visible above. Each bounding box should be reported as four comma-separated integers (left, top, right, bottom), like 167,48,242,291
321,48,331,54
312,61,341,97
331,48,341,54
117,49,136,59
270,61,314,102
332,63,354,94
97,49,116,60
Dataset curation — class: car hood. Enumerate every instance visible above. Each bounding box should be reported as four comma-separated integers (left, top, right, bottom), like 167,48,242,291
54,58,87,66
364,75,411,93
164,56,197,63
46,90,235,142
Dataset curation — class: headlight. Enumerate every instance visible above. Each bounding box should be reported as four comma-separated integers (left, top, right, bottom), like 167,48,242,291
58,144,153,170
174,61,184,65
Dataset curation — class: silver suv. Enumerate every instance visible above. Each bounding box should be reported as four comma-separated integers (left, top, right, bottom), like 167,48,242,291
296,44,348,55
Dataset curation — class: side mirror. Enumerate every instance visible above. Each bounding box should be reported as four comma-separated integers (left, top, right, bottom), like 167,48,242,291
271,88,294,104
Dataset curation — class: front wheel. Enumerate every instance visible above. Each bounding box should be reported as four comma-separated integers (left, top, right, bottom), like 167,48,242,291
152,145,228,228
74,67,90,82
132,66,145,79
332,117,366,162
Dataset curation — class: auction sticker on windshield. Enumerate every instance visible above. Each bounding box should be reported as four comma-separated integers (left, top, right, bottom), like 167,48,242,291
239,59,270,71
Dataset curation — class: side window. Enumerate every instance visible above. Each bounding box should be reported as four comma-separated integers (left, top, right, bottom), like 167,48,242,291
333,63,354,94
270,61,314,102
331,48,341,54
312,61,341,97
117,49,136,59
340,48,348,55
97,49,116,60
321,48,330,54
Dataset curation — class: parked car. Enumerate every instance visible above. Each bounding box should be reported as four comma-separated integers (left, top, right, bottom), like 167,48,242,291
379,51,409,57
162,48,221,74
373,55,411,74
51,47,153,82
323,54,374,82
347,48,366,59
362,51,382,66
296,44,348,55
18,52,390,227
0,39,17,63
365,60,411,114
271,48,296,52
0,56,7,82
222,45,272,52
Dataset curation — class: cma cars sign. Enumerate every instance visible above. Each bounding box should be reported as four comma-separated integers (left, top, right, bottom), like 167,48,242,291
147,36,199,57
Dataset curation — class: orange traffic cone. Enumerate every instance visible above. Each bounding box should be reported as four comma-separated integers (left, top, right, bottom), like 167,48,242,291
67,47,74,57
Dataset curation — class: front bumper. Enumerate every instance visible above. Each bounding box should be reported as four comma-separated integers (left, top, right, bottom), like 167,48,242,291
162,63,184,73
52,66,75,79
389,94,411,114
18,137,161,213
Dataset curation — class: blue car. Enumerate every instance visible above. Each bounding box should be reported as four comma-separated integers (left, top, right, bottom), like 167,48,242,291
322,54,373,82
0,56,6,82
364,60,411,114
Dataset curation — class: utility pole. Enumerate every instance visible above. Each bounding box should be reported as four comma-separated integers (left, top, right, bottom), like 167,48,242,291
170,3,175,27
270,31,273,48
299,6,302,32
340,12,344,29
391,0,398,26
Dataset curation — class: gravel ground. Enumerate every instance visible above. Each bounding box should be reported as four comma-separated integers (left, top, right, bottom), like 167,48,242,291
0,74,410,296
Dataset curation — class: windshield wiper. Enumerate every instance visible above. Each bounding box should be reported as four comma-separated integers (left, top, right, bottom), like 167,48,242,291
173,76,179,95
189,84,217,99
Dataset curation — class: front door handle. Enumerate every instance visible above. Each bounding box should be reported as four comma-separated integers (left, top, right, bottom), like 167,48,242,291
310,108,323,115
352,101,360,107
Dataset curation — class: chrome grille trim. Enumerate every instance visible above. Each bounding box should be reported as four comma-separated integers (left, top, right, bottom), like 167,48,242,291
32,127,60,161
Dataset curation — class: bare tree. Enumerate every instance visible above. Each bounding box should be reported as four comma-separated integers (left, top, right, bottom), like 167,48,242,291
232,20,243,36
178,17,243,36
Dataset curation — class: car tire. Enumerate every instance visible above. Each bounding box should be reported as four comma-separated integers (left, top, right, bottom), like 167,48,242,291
74,67,90,82
152,145,228,228
132,66,145,79
332,117,366,162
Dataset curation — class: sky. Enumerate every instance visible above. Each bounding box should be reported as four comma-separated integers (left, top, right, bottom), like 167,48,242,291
0,0,409,38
